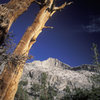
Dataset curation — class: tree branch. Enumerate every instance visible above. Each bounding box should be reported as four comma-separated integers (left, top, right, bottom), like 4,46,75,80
53,2,73,11
44,26,54,29
34,0,42,5
0,0,35,46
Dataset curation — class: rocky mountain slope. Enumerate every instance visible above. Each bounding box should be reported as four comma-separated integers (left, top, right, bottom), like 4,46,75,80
18,58,99,99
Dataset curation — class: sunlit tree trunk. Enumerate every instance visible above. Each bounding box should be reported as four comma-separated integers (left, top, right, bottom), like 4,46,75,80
0,0,35,45
0,0,71,100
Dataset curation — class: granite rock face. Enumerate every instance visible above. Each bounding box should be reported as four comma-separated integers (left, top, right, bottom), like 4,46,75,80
21,58,99,93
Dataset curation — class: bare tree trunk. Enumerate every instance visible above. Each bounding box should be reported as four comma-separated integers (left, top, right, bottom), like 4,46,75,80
0,0,71,100
0,0,35,45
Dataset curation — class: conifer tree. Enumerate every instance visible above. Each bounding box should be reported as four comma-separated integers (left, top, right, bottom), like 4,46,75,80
91,43,100,65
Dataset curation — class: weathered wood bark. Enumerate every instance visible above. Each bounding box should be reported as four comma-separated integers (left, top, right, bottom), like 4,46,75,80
0,0,71,100
0,0,35,45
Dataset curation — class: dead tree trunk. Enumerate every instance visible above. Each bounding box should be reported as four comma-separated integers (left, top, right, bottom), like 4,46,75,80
0,0,35,45
0,0,72,100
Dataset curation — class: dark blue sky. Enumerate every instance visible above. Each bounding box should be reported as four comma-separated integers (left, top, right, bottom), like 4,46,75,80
0,0,100,66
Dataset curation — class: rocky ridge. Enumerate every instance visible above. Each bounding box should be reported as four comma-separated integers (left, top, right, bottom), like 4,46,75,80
21,58,99,93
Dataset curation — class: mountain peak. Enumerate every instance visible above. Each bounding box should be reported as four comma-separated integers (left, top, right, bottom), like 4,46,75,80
23,58,99,92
